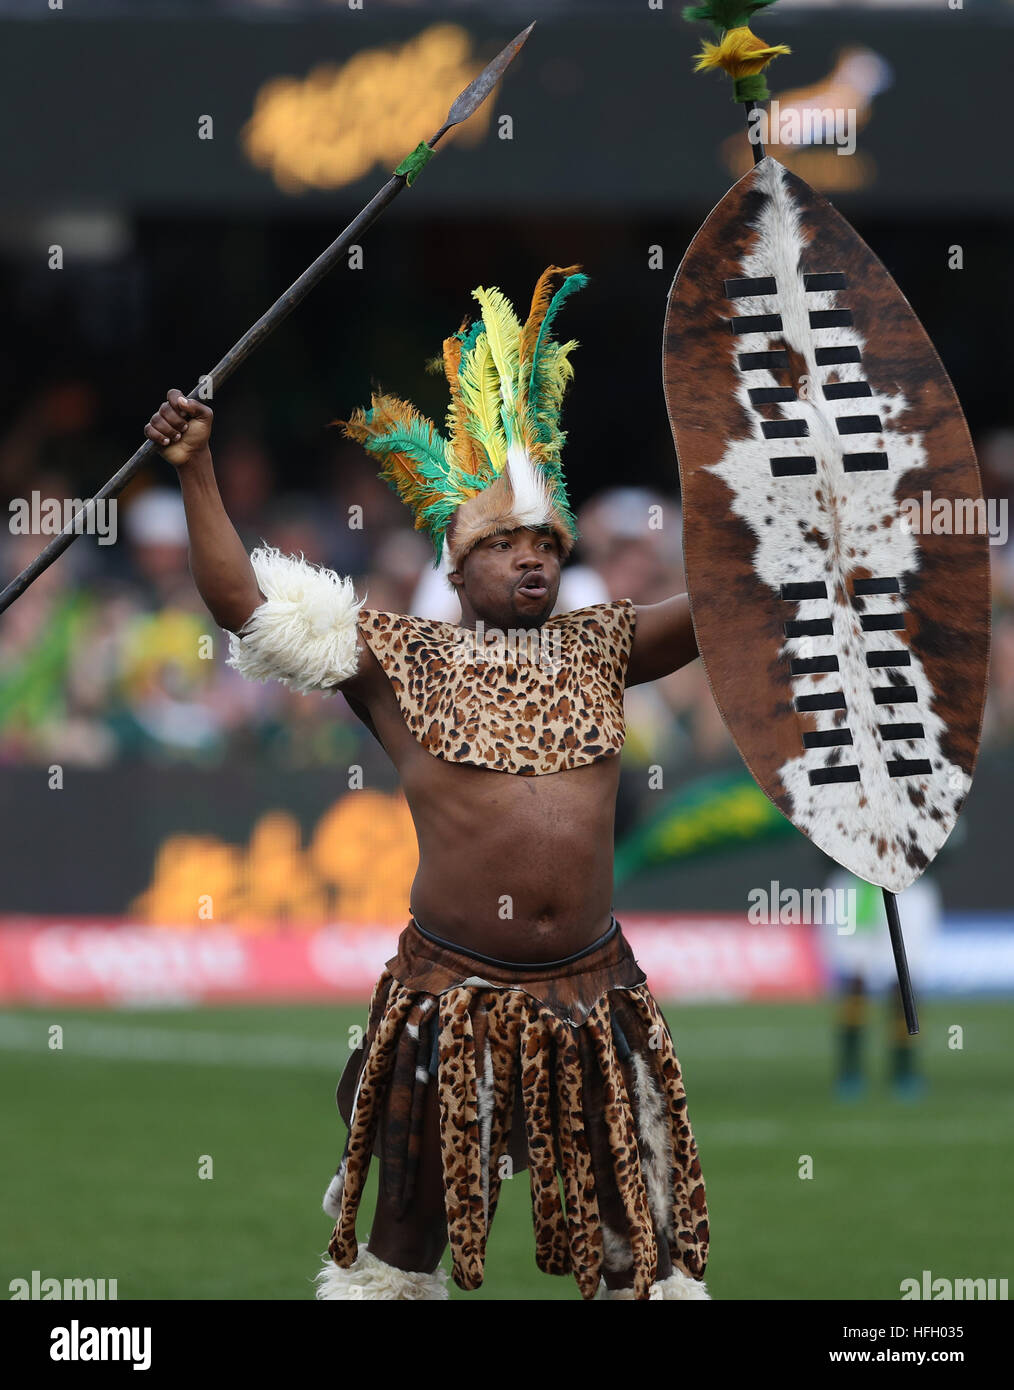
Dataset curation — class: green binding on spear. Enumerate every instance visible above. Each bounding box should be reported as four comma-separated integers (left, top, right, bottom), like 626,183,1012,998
682,0,790,102
394,141,435,187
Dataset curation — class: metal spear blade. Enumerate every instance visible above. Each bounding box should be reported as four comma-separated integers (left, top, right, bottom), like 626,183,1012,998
439,21,535,135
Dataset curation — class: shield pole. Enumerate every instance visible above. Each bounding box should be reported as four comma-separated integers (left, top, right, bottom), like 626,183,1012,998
678,1,928,1034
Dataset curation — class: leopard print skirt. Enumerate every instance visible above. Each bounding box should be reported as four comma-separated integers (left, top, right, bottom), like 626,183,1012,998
324,918,709,1301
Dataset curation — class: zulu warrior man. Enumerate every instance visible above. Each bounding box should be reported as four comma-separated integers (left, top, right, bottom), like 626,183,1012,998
147,266,709,1301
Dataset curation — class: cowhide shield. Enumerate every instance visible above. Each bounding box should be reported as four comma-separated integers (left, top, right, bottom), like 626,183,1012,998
663,156,990,893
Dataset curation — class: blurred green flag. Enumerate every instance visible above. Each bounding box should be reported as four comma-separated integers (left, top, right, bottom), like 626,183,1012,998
614,768,793,885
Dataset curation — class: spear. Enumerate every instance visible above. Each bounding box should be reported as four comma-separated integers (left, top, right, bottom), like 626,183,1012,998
0,21,535,616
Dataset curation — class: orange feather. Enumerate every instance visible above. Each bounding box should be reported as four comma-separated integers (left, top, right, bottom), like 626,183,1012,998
519,264,582,377
441,334,486,481
336,393,441,526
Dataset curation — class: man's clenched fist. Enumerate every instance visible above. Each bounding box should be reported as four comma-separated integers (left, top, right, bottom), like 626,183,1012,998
145,388,213,468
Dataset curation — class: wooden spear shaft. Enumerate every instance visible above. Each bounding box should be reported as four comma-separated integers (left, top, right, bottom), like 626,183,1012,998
0,21,535,617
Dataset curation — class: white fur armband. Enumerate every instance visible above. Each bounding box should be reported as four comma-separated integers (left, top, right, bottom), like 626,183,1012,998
226,546,364,694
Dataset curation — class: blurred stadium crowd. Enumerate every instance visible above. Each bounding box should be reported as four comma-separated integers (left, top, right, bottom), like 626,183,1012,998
3,378,1013,776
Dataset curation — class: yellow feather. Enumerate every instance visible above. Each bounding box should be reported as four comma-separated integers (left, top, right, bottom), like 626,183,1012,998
694,27,790,78
458,333,506,473
471,286,521,421
525,342,577,464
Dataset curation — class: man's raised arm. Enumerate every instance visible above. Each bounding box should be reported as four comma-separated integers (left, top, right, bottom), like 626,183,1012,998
146,388,263,634
624,593,698,687
148,387,365,693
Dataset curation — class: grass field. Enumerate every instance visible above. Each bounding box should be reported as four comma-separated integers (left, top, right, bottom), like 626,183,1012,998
1,998,1010,1301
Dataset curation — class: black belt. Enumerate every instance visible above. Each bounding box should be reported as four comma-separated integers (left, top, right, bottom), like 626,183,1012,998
410,913,619,971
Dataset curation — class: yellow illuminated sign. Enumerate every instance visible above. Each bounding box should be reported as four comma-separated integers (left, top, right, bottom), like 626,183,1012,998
242,24,495,194
131,790,418,927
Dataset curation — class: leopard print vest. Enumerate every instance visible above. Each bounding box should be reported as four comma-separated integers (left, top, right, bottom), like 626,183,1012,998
357,600,637,776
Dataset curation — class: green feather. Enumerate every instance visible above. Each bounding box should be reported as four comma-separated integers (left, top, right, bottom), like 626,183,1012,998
526,273,587,430
682,1,778,32
418,495,462,559
529,340,576,456
362,418,452,535
361,416,447,471
456,319,484,357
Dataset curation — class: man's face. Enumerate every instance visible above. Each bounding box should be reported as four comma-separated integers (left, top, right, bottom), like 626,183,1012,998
451,527,562,628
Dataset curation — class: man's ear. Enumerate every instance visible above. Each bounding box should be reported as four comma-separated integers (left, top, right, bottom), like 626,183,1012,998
447,566,464,590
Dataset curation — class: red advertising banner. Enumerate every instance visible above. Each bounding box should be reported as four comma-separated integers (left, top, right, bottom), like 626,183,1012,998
0,915,823,1007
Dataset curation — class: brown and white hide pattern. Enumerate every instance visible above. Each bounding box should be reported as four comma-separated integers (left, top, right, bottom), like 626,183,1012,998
324,919,710,1301
663,157,990,892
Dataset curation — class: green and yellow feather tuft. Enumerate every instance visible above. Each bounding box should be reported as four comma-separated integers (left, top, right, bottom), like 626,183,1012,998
336,266,587,562
682,1,778,31
683,0,788,101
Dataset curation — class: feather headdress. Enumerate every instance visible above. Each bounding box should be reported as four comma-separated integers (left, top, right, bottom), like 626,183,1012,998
335,265,587,569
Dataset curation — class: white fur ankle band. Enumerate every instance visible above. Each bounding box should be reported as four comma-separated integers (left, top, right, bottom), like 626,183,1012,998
596,1268,710,1301
314,1245,449,1301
